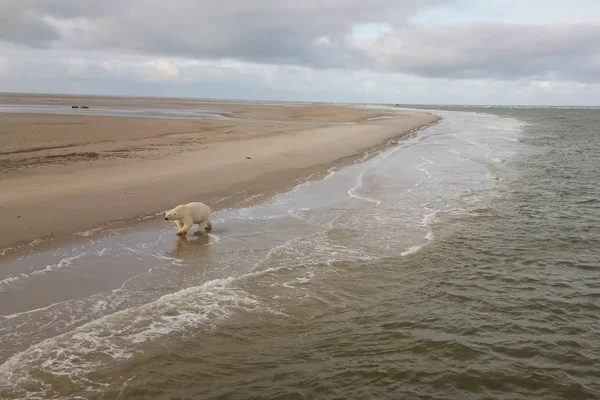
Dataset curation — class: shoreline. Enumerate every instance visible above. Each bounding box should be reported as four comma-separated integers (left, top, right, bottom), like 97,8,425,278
0,98,440,252
0,120,439,259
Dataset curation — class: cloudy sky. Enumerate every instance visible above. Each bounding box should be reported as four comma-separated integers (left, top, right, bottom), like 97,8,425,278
1,0,599,105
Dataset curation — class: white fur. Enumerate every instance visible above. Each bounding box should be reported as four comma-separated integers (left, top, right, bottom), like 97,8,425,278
165,202,212,236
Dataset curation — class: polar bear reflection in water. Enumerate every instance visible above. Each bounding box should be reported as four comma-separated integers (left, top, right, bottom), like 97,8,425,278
165,202,213,236
172,232,213,257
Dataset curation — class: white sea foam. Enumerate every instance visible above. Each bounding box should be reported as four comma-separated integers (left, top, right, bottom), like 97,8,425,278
447,149,470,162
0,253,87,292
76,227,104,237
0,247,16,256
347,146,402,205
400,244,425,257
0,276,262,392
401,208,438,257
415,156,434,187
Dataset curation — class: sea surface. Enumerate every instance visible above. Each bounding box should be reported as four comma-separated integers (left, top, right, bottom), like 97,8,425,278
0,106,599,399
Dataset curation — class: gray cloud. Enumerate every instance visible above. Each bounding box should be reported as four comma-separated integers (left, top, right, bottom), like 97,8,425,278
0,3,58,47
0,0,127,47
366,23,600,82
0,0,451,68
1,1,599,84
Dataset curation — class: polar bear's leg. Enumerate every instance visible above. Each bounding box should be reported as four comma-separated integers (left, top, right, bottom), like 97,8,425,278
178,217,193,235
175,220,184,235
196,219,211,233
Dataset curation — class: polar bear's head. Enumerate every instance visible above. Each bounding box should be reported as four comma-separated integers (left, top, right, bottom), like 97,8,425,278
164,208,179,221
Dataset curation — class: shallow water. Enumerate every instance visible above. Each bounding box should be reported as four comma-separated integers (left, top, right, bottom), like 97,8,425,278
1,107,599,399
0,105,232,120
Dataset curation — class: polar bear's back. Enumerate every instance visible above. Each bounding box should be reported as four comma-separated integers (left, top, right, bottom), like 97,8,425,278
179,202,211,222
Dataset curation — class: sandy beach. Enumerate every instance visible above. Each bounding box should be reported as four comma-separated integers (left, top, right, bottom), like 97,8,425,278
0,93,439,251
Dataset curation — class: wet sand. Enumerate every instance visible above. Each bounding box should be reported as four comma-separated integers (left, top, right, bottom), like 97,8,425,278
0,93,439,251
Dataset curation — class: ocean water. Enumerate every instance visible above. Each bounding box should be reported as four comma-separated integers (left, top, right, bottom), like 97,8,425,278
0,107,599,399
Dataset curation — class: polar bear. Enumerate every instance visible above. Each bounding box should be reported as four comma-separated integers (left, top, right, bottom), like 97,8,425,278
165,202,212,236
